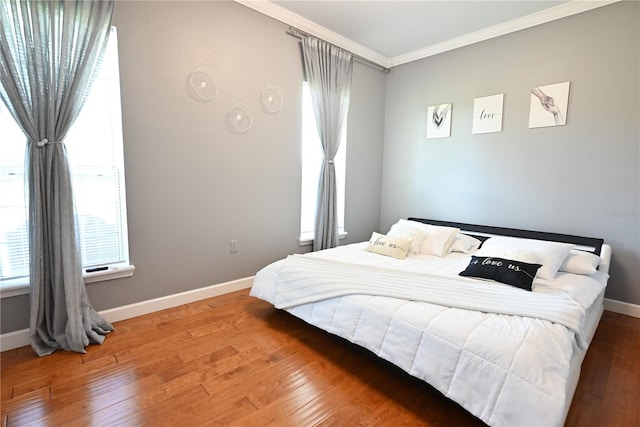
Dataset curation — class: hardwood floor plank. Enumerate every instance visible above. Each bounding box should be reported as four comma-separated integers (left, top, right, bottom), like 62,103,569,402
244,348,367,425
2,387,51,426
243,352,334,410
2,290,638,426
53,354,183,402
67,394,151,427
152,337,308,410
156,304,240,335
128,386,242,427
229,381,335,426
22,374,163,427
597,365,639,427
575,344,612,400
114,331,193,364
291,373,387,426
200,341,304,395
50,365,155,402
0,385,12,403
78,324,167,364
0,349,18,365
564,391,603,427
157,345,238,383
1,350,81,384
199,396,257,427
10,354,118,400
173,323,245,363
187,309,273,338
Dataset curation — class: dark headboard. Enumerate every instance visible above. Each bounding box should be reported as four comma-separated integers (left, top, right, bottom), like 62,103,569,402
407,218,604,255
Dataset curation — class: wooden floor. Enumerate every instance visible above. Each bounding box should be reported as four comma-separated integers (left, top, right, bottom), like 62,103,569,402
1,289,638,427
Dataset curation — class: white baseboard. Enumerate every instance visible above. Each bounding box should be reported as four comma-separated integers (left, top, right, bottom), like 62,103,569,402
99,276,254,324
0,329,31,353
604,298,640,318
0,276,254,352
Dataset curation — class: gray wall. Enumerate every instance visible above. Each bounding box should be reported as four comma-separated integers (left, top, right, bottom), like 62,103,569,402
381,1,640,304
0,0,386,333
2,1,638,335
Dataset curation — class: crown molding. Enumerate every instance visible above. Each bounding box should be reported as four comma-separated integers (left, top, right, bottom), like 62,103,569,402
390,0,621,67
233,0,392,68
234,0,620,70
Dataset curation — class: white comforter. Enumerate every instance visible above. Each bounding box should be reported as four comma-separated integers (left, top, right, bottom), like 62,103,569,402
250,243,608,427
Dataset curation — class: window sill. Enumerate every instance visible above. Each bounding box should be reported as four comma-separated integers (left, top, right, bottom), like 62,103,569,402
0,264,135,299
85,264,136,284
299,231,348,247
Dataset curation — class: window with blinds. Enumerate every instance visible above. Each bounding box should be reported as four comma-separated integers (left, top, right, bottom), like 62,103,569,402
0,27,130,288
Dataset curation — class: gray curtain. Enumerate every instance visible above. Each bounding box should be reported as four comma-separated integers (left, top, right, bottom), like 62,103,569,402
0,0,115,356
301,36,353,252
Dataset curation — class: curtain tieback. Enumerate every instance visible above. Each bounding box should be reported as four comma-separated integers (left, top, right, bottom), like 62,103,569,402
35,138,61,148
327,160,334,164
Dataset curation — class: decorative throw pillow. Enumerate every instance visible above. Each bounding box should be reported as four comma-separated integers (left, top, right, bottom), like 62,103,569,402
366,232,414,259
459,256,542,291
559,250,601,275
475,236,573,281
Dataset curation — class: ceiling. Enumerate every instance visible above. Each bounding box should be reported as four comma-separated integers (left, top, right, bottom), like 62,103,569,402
235,0,617,68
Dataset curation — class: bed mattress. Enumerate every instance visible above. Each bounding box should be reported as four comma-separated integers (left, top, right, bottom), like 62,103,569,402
250,242,609,427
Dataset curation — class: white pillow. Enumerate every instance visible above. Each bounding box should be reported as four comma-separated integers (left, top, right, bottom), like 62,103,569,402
450,233,482,254
559,250,601,275
476,236,573,281
417,224,459,257
366,232,414,259
387,219,426,255
386,219,458,257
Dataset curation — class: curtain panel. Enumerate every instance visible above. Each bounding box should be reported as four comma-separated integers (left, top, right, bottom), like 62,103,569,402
301,36,353,252
0,0,115,356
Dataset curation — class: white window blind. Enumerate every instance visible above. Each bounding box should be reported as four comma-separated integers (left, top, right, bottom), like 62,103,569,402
0,27,130,288
300,82,346,244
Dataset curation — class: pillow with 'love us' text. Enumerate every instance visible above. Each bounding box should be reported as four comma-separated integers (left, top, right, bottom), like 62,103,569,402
459,256,542,291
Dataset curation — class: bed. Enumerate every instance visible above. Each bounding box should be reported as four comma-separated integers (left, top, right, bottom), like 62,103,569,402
250,218,611,427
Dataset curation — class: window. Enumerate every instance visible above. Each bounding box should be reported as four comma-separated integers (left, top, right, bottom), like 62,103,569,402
299,82,347,244
0,27,132,295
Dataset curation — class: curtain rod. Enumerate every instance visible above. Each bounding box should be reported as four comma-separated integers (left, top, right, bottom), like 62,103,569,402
286,27,391,73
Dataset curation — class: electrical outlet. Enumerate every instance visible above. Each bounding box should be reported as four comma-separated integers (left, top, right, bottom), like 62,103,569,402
230,240,238,253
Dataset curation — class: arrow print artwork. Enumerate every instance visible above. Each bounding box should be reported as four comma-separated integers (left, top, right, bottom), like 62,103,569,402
427,103,452,139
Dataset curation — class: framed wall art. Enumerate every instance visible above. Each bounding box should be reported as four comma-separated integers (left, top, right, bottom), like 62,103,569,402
529,81,570,128
427,103,452,139
472,93,504,134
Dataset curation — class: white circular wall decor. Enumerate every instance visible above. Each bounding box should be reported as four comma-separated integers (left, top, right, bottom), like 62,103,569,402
226,103,253,134
261,85,283,114
187,68,218,102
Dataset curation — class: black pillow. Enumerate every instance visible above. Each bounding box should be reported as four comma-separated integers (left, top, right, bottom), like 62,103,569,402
459,256,542,291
